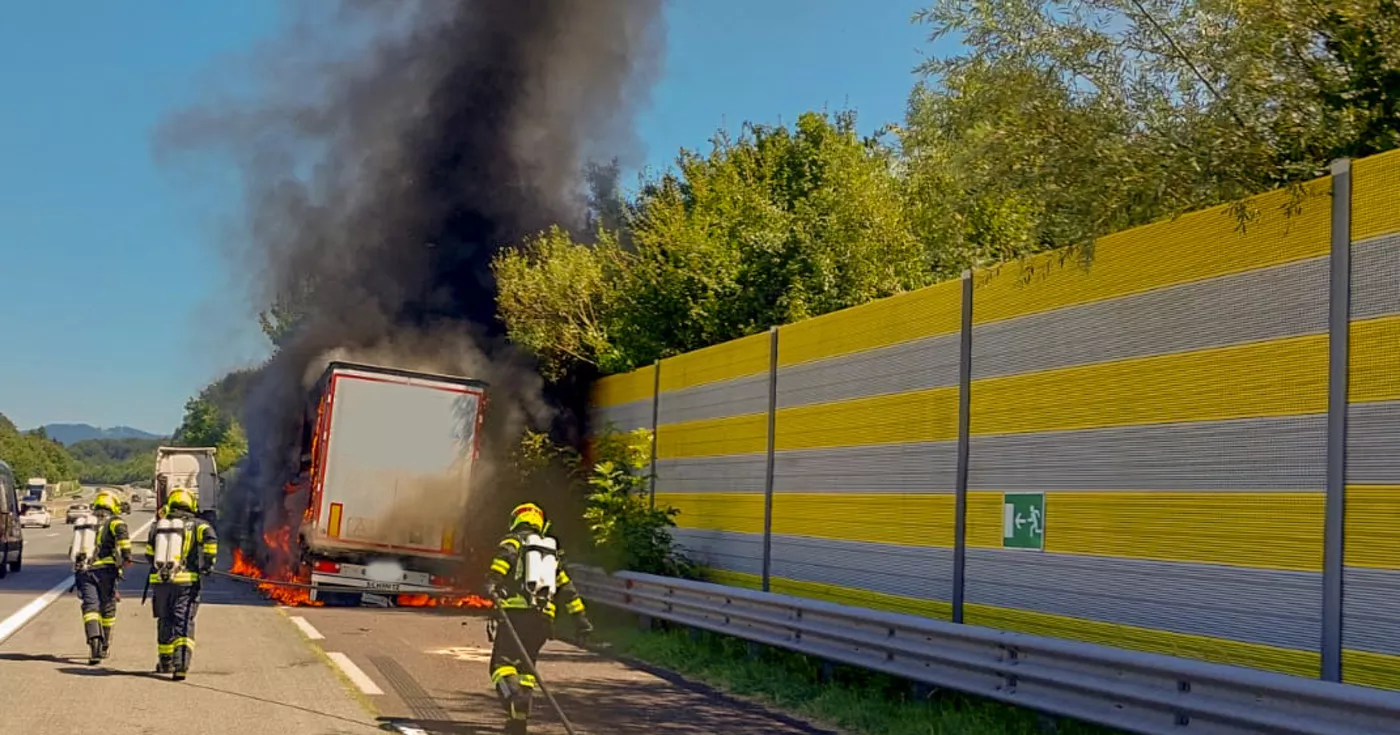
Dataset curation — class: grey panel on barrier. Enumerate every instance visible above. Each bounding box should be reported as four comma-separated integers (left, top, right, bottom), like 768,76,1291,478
967,415,1326,491
1345,401,1400,483
965,549,1322,651
970,254,1330,380
771,442,958,492
574,568,1400,735
655,456,768,493
1350,233,1400,320
657,374,769,425
1342,567,1400,656
775,332,960,408
769,535,955,607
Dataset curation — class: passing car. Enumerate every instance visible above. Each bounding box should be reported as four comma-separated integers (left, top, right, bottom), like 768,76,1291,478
19,503,51,529
0,461,22,576
65,503,90,524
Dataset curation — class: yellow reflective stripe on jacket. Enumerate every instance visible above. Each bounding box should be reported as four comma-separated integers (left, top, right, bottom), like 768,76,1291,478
148,570,200,585
499,596,558,618
172,637,195,650
158,643,175,655
566,597,585,614
557,569,571,586
501,537,521,549
490,665,518,684
83,612,100,623
490,558,510,575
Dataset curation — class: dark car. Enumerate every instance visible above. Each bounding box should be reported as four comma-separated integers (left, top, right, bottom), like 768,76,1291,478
0,461,23,576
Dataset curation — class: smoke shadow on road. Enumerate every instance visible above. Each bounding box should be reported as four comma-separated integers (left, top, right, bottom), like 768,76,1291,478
0,652,86,666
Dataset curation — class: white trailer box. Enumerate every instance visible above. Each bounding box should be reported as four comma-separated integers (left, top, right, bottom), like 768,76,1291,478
297,362,487,600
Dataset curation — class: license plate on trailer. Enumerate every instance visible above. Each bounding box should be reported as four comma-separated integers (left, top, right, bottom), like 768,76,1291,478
364,581,401,591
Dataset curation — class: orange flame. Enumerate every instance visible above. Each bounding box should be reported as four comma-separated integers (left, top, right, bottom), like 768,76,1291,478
231,547,323,607
396,593,493,608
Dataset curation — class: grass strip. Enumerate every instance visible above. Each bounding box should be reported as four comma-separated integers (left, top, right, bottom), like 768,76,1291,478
593,613,1125,735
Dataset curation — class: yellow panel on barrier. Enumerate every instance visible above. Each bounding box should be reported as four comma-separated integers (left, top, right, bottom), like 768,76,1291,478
972,178,1331,325
970,334,1329,436
777,278,963,366
1350,315,1400,405
655,413,768,459
1343,648,1400,691
964,603,1319,678
770,576,953,620
592,367,654,409
1353,148,1400,242
1344,485,1400,569
775,386,960,450
655,492,766,534
965,491,1325,572
770,493,955,548
660,332,771,392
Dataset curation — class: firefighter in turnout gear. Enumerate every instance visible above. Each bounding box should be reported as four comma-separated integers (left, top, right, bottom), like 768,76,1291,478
73,490,131,664
484,503,593,735
145,488,217,680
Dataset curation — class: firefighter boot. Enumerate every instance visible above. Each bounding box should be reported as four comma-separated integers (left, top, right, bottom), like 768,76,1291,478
98,628,112,660
173,668,188,682
156,656,174,674
504,718,527,735
87,637,102,665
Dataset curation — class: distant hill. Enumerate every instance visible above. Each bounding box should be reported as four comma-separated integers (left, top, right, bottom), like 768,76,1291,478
39,423,167,446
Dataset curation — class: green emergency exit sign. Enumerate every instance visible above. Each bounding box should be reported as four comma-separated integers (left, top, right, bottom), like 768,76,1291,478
1002,492,1045,551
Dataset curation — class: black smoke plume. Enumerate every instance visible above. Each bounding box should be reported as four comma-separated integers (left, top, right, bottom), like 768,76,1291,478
156,0,664,568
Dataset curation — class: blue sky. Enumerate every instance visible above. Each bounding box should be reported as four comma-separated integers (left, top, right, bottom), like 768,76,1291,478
0,0,939,435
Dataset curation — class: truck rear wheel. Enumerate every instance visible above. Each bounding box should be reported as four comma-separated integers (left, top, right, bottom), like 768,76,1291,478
8,550,19,573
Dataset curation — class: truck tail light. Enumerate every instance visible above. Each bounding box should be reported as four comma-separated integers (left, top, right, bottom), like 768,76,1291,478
430,574,453,588
313,560,341,574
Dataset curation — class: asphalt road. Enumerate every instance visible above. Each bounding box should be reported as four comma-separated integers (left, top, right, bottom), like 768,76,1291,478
0,516,837,735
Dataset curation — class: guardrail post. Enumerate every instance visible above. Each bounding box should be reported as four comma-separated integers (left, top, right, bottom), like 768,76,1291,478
1321,158,1353,682
761,326,780,592
952,271,973,623
649,358,660,510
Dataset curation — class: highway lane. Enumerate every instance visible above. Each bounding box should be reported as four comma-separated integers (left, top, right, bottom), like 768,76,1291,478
294,605,836,734
0,509,155,631
0,550,379,735
0,513,838,734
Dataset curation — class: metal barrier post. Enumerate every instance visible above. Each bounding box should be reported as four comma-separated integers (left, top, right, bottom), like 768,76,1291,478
761,326,779,592
1321,158,1353,682
952,271,973,623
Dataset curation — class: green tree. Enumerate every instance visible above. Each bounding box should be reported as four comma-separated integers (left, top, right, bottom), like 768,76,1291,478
495,110,930,378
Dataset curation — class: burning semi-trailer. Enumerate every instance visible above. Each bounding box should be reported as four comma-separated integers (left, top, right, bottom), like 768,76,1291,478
231,361,497,609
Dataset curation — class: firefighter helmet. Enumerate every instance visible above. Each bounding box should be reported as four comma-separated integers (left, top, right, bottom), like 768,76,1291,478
92,490,121,515
166,487,197,514
510,503,545,531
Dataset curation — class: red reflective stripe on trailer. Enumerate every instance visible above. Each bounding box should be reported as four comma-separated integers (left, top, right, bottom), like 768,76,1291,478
332,372,481,394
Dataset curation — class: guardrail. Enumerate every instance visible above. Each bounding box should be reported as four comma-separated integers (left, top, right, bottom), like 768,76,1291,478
573,567,1400,735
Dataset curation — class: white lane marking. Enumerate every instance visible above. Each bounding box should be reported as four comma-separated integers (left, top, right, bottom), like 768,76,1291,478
44,533,57,538
0,516,155,647
289,615,324,640
326,651,384,695
0,576,75,645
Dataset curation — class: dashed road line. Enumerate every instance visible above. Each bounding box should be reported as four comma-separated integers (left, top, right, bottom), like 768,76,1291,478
289,615,325,640
328,652,385,695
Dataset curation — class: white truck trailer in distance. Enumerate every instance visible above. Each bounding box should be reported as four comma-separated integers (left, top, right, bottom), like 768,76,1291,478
293,361,487,604
153,447,222,523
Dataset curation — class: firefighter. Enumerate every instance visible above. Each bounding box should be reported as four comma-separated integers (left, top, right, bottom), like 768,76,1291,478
74,490,131,664
484,502,593,735
145,487,218,680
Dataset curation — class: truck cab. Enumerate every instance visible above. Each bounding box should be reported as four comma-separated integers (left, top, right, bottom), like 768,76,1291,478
153,447,223,524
